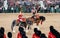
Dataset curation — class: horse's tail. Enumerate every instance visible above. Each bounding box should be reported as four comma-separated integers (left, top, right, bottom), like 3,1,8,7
11,20,16,31
40,16,46,22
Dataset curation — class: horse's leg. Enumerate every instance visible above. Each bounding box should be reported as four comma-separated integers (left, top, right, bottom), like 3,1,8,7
41,21,43,25
36,22,39,26
28,25,32,30
35,22,40,30
24,24,27,30
36,21,39,26
28,23,33,30
27,21,33,30
40,20,43,25
12,25,16,33
28,24,30,30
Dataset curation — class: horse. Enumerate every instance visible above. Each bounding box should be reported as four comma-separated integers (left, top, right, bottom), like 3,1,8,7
25,15,46,29
30,15,46,26
11,17,33,32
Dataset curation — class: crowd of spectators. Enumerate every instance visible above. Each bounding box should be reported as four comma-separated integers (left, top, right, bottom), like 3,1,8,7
0,25,60,38
0,0,60,13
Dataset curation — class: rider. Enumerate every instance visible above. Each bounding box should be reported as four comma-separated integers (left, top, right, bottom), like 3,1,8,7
17,11,24,22
31,7,37,20
31,7,37,16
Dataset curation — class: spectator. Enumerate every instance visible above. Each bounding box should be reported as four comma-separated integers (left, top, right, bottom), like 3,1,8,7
3,0,8,13
20,30,28,38
7,32,12,38
48,26,56,38
17,27,24,38
0,1,3,13
0,27,6,38
51,27,60,38
0,29,4,38
32,28,41,38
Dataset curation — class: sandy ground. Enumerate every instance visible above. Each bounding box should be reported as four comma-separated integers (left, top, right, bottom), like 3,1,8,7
0,13,60,38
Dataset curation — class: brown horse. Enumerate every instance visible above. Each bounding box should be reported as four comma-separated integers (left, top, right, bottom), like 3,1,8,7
26,15,46,30
30,15,46,26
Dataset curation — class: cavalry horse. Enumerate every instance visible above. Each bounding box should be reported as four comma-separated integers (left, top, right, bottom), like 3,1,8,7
23,15,46,29
30,14,46,26
11,15,46,32
11,17,33,32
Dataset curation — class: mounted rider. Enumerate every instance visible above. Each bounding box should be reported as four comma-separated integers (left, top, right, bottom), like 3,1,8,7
31,7,37,21
17,11,26,23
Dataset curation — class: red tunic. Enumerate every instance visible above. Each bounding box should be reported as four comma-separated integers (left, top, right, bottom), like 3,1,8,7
48,32,56,38
17,14,23,22
17,32,22,38
4,34,6,38
18,14,23,19
32,33,40,38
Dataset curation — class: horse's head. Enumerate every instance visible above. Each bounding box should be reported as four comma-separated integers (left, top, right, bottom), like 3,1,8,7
39,16,46,22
